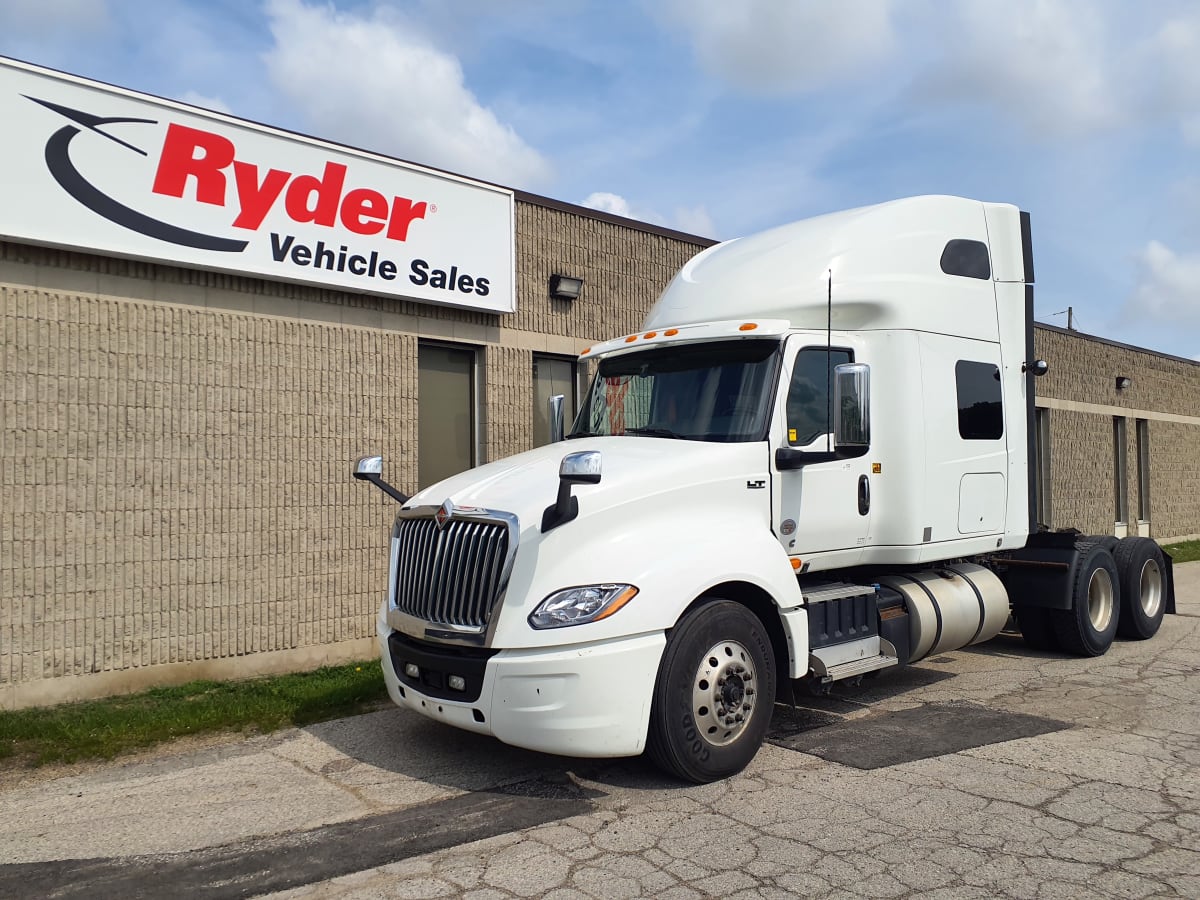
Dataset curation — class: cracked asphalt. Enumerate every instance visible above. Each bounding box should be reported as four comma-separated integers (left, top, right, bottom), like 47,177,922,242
2,562,1198,899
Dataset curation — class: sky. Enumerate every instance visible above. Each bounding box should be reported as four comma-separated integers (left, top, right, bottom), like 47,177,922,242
2,0,1199,360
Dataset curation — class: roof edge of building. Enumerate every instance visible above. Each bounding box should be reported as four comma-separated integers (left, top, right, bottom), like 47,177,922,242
1035,321,1199,367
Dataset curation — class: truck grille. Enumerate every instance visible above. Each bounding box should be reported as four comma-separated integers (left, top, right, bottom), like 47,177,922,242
393,516,511,629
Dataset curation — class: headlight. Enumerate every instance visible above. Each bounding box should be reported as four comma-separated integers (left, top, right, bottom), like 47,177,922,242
528,584,639,629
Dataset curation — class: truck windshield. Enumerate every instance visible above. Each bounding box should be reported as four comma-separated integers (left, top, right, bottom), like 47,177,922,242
569,339,780,442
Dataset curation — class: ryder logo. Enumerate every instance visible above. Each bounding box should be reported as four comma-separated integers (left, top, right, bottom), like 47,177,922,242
26,96,431,252
27,95,248,252
151,124,429,242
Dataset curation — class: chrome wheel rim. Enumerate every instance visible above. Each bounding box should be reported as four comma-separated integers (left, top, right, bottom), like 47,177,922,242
692,640,756,747
1139,558,1163,618
1088,567,1114,632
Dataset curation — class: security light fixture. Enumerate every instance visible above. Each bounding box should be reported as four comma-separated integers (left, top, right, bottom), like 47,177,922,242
1116,376,1132,390
549,274,584,301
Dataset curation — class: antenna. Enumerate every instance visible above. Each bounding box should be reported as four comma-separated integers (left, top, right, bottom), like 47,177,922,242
826,269,833,453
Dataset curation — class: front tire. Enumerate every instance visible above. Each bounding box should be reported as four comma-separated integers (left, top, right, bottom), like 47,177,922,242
1114,537,1166,640
1052,542,1120,656
646,599,776,783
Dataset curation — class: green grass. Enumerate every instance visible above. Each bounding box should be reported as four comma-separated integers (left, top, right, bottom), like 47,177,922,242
1163,539,1200,565
0,660,388,768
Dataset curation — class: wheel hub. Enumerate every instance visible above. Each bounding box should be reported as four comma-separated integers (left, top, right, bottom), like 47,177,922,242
1087,567,1114,632
1139,559,1162,618
692,640,756,747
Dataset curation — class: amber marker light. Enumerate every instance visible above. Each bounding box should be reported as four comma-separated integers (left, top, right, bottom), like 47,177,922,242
739,322,758,331
664,328,679,336
643,331,657,339
592,586,640,621
791,558,803,570
581,347,591,355
625,335,638,343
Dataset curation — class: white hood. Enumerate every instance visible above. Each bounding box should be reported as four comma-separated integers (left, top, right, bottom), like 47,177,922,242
407,436,765,531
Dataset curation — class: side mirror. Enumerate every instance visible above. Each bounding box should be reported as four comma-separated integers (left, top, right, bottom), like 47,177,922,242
559,449,601,484
542,451,602,532
352,455,410,505
834,363,870,449
549,394,565,443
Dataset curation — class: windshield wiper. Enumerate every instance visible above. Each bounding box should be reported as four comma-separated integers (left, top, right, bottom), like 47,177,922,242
566,430,598,439
625,426,687,440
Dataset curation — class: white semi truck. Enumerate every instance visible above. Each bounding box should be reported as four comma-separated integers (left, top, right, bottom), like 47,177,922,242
354,195,1175,783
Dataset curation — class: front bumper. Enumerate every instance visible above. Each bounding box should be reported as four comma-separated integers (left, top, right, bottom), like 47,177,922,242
377,617,666,758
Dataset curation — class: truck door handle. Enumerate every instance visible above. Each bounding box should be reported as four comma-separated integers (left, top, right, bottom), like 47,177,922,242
858,475,870,516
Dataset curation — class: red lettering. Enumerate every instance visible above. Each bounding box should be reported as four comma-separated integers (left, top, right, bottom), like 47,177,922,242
386,197,428,241
151,124,431,242
284,162,347,226
340,188,388,235
231,161,290,230
152,123,235,205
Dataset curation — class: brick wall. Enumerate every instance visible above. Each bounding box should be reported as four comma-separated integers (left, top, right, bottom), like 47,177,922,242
1034,325,1200,541
0,201,706,707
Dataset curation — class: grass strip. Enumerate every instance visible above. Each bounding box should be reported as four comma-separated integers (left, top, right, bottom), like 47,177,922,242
1163,539,1200,565
0,660,388,767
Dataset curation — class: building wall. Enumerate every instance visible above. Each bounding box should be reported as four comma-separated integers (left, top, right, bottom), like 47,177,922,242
1033,325,1200,541
0,203,708,709
3,219,1200,709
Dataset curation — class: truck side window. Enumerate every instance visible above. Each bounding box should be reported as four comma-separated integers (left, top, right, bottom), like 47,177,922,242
786,348,852,446
956,360,1003,439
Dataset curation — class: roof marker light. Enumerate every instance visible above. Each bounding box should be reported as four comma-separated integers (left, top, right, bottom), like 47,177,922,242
625,335,638,343
581,347,591,355
664,328,679,336
643,331,657,339
739,322,758,331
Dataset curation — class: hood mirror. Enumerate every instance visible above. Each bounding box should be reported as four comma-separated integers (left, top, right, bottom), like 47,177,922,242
549,394,566,443
352,455,410,505
542,451,602,532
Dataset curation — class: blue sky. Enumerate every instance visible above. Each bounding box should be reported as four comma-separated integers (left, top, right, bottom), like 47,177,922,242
2,0,1199,359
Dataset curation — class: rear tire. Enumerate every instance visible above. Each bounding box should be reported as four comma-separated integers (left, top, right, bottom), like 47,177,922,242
646,599,776,783
1052,542,1120,656
1113,537,1166,640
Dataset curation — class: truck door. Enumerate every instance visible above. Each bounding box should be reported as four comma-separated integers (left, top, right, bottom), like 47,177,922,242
773,338,873,565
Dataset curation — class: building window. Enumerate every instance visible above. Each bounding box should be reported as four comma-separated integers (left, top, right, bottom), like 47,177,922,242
1136,418,1150,523
1113,416,1128,525
1035,407,1052,527
532,354,577,447
955,360,1003,440
418,342,477,489
786,347,853,446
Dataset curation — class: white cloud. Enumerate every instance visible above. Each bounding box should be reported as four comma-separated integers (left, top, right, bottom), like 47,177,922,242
262,0,549,188
582,192,714,237
922,0,1123,137
178,91,232,115
658,0,896,93
582,192,632,217
1131,240,1200,326
661,0,1200,144
1146,11,1200,144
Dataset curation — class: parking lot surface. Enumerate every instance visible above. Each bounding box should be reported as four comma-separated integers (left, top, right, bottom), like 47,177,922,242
2,563,1198,899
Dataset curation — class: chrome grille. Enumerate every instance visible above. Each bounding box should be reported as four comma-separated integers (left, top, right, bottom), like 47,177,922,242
393,516,511,628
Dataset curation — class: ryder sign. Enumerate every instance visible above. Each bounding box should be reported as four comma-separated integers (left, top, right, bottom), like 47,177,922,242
0,58,516,314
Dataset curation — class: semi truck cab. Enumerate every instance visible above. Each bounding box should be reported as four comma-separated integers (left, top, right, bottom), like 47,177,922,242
355,195,1174,782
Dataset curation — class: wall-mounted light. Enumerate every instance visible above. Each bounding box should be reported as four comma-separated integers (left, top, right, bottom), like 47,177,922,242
1116,376,1132,390
549,274,584,301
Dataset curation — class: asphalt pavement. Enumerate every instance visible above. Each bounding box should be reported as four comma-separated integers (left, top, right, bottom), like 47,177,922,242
2,562,1198,899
